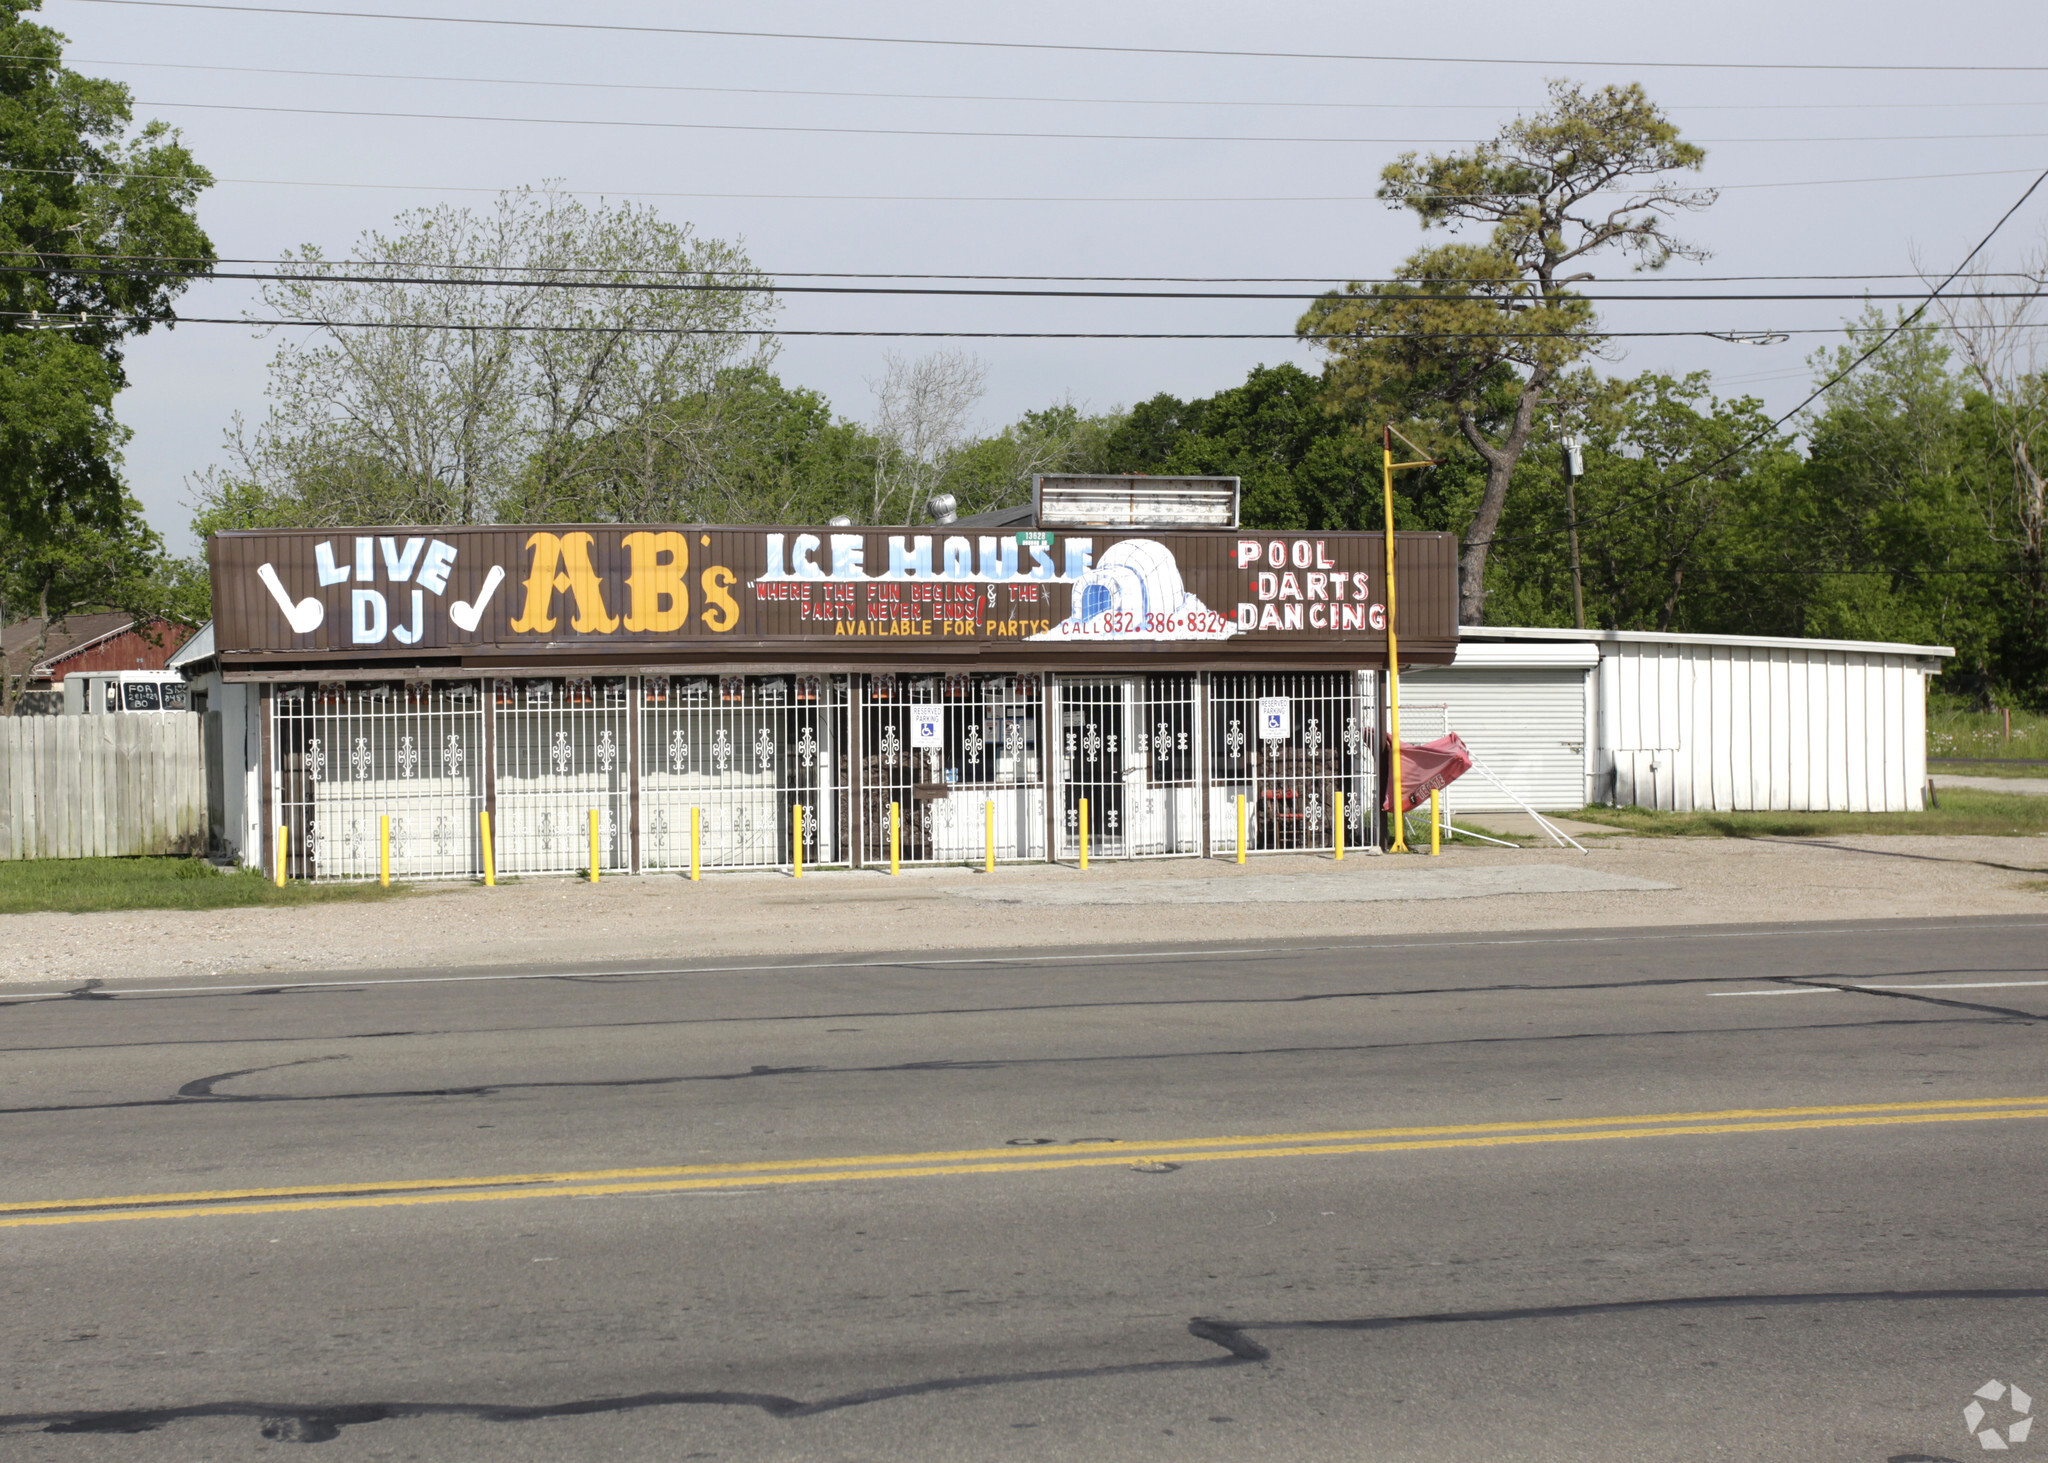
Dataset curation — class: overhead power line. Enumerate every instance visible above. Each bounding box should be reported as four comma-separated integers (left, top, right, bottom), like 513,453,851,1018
1475,163,2048,550
30,54,2048,113
10,262,2046,305
8,311,2042,342
22,248,2040,286
4,161,2035,205
63,0,2048,73
127,98,2048,145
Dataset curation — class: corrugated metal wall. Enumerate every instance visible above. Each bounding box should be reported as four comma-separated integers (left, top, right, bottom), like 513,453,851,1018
1399,667,1590,813
1600,641,1929,813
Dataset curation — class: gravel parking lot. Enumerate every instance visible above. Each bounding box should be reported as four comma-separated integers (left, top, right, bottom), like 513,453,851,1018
6,833,2046,987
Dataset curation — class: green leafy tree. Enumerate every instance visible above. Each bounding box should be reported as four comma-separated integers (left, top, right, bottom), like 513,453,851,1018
1482,370,1795,632
1,0,213,706
1760,312,2030,698
196,187,775,531
1096,364,1376,530
1298,80,1711,623
941,400,1125,516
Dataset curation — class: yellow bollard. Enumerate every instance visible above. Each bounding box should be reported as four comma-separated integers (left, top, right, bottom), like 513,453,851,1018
275,825,287,887
1335,791,1345,861
480,810,495,886
1236,793,1246,865
1430,788,1441,856
890,801,900,876
793,803,803,879
588,808,600,883
689,807,701,881
1079,798,1089,871
985,797,995,874
379,813,391,887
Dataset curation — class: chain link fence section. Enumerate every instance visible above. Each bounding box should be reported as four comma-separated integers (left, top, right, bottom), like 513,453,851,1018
639,674,848,872
491,677,631,876
271,680,486,880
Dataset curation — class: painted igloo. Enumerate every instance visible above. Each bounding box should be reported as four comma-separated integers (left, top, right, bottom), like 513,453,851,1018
1029,538,1237,641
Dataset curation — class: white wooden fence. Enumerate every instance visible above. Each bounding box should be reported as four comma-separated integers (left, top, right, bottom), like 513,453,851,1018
0,713,208,859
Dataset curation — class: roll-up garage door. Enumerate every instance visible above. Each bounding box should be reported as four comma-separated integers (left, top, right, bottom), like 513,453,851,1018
1400,661,1591,812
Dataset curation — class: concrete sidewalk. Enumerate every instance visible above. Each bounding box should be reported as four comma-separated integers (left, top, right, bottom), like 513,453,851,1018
6,833,2048,988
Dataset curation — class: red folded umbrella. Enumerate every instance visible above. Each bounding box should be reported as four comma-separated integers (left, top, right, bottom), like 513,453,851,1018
1383,732,1474,813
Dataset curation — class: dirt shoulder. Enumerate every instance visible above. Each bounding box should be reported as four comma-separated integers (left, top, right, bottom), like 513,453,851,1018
6,834,2047,989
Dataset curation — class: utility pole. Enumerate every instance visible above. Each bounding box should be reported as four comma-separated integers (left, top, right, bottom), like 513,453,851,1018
1563,436,1587,631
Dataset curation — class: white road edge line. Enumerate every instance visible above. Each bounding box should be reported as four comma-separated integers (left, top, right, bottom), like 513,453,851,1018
1711,978,2048,997
1709,988,1842,997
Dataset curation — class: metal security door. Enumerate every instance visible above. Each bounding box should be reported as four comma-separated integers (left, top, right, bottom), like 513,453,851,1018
1128,674,1201,857
1056,678,1127,860
638,674,845,871
272,680,485,881
492,677,631,875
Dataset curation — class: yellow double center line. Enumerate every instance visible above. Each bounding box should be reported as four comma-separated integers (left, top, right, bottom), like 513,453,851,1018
7,1095,2046,1230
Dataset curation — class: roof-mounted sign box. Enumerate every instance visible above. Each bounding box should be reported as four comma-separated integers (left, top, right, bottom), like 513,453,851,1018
1033,475,1240,530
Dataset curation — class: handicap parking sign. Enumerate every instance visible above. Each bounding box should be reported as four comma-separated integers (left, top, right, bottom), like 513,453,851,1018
1257,696,1291,741
910,706,944,749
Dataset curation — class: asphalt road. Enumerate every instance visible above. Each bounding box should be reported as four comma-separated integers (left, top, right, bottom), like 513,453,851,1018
4,915,2047,1462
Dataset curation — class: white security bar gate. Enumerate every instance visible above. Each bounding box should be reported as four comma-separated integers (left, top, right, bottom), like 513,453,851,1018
1053,674,1202,861
272,680,486,880
1208,672,1375,855
639,674,849,872
857,673,1046,866
492,677,632,876
268,670,1379,878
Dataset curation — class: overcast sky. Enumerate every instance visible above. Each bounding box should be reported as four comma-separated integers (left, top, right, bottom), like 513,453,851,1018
46,0,2048,554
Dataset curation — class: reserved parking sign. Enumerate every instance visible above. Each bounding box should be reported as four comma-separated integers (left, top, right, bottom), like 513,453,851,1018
910,707,944,749
1257,696,1291,741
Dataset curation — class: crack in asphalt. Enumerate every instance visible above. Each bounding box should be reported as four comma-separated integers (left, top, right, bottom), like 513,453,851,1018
0,1014,2008,1119
5,962,2039,1056
3,1289,2037,1444
1775,976,2048,1020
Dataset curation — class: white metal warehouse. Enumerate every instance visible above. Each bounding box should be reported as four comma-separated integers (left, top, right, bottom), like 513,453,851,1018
1406,626,1953,816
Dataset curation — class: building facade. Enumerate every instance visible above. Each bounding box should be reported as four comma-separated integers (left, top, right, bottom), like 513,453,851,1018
200,518,1459,878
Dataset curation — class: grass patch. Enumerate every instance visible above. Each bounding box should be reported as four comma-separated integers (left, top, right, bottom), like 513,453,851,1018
1929,703,2048,761
0,857,418,915
1928,760,2048,778
1566,788,2048,840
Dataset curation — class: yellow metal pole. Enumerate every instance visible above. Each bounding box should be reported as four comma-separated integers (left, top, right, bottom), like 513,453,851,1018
379,813,390,887
275,825,287,887
793,803,803,879
689,807,700,881
1079,797,1089,871
1335,791,1344,861
1384,426,1406,852
480,810,495,886
985,797,995,874
1236,792,1246,864
1379,424,1442,855
1430,789,1441,856
588,808,600,883
890,801,900,875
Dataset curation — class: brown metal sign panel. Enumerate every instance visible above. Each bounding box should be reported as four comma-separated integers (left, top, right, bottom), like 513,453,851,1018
209,525,1459,672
